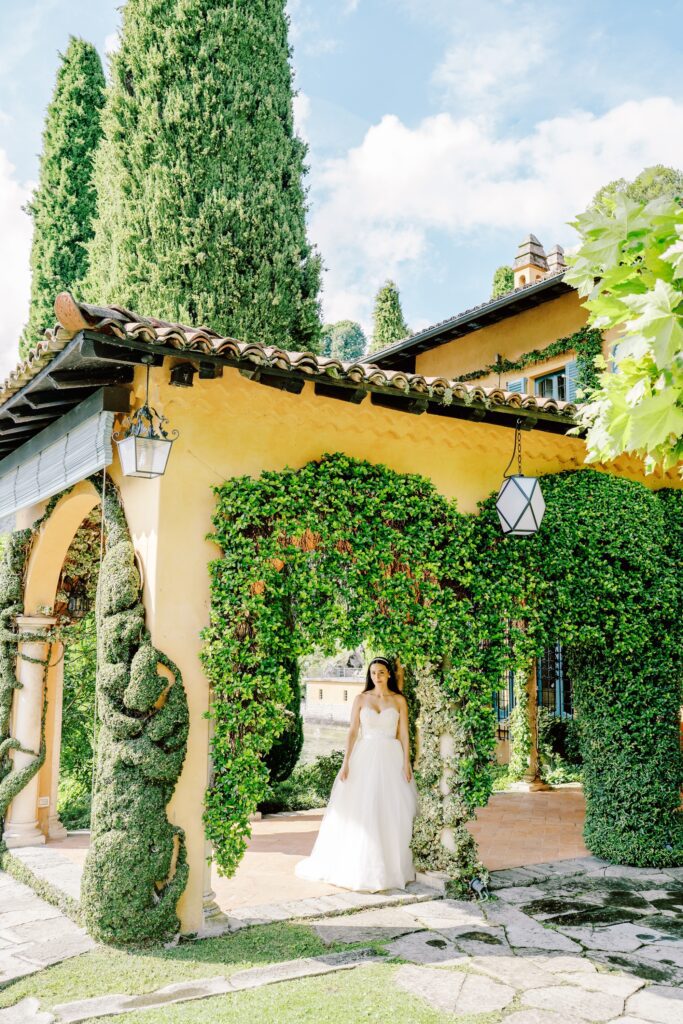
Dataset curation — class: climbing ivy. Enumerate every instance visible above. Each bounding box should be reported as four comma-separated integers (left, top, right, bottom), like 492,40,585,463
81,479,189,945
474,470,683,865
202,453,496,883
0,530,42,831
459,326,603,394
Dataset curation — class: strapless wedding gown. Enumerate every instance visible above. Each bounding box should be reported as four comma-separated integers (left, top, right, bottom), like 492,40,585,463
295,705,419,892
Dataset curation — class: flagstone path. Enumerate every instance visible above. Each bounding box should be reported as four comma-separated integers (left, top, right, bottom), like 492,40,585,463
2,854,683,1023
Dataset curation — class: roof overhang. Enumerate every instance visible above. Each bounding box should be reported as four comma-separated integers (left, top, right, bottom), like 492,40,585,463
0,324,578,481
366,274,572,371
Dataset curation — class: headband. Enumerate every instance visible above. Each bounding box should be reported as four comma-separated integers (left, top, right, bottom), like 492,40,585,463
369,658,391,668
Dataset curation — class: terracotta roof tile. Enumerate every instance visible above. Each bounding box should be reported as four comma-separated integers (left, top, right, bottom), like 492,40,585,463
0,293,578,424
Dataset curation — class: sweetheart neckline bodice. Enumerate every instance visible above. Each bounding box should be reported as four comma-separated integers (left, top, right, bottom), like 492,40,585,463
360,705,399,716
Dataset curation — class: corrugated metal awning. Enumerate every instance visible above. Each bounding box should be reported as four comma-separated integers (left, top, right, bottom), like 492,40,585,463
0,388,129,520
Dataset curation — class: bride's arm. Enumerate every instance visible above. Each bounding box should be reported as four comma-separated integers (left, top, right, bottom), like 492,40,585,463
340,696,362,780
398,697,412,782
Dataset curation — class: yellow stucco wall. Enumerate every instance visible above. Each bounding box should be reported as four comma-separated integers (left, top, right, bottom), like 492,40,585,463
305,679,364,707
17,357,682,935
415,291,600,389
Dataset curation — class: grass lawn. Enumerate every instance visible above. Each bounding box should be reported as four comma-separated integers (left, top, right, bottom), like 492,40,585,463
73,963,504,1024
0,921,371,1010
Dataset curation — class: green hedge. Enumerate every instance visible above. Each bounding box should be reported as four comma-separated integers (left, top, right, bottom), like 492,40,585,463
475,470,682,865
80,480,190,945
202,452,495,884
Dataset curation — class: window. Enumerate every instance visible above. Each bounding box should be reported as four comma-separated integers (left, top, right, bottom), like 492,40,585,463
318,689,323,700
537,643,573,719
535,369,566,402
494,670,515,740
343,689,348,702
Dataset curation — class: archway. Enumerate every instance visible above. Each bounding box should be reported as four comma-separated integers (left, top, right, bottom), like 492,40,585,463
474,469,683,866
0,477,190,945
202,453,498,891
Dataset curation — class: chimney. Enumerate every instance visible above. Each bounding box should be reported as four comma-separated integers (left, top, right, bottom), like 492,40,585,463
546,244,567,274
513,234,548,288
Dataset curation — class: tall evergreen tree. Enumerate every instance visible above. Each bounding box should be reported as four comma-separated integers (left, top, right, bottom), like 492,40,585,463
321,320,366,360
491,265,514,298
20,38,105,360
369,280,409,354
86,0,321,352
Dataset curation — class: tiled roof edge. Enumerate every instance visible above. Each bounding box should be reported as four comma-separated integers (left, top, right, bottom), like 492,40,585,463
0,292,578,422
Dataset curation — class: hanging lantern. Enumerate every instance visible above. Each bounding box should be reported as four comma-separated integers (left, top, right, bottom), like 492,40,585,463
496,418,545,536
115,364,178,478
67,580,89,620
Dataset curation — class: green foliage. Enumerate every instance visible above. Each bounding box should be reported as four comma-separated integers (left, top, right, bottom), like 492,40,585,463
459,326,603,394
565,194,683,473
85,0,321,353
491,265,514,298
537,709,583,786
259,750,345,813
57,775,92,831
321,321,367,361
81,480,190,946
591,164,683,215
264,658,303,783
507,667,532,780
0,530,39,832
369,281,409,353
475,470,683,866
60,612,97,796
20,37,105,360
202,452,494,883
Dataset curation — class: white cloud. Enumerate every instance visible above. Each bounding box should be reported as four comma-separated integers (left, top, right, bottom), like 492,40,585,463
433,24,549,111
0,149,32,378
104,32,120,58
311,96,683,326
293,91,311,143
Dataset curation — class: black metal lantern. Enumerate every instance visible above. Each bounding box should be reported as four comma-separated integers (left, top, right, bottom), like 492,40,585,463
496,418,545,536
67,580,88,620
115,364,179,478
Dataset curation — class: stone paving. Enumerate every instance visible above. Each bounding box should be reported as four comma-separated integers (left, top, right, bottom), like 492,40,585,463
1,854,683,1023
0,873,94,989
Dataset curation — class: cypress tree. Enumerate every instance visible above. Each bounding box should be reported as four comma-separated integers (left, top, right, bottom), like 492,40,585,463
491,265,514,298
369,280,409,353
86,0,321,352
20,38,105,360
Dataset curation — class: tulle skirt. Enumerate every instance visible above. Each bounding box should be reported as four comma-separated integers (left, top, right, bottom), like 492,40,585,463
295,736,419,892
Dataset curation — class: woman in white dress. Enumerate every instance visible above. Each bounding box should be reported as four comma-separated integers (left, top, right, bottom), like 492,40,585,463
295,657,419,892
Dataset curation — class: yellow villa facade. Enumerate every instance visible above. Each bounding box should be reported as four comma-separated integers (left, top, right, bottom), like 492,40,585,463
0,248,680,937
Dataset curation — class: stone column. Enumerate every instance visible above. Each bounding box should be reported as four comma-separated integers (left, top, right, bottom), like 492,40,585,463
3,615,57,847
46,641,68,839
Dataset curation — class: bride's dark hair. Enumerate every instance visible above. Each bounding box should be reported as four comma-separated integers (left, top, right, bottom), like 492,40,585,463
363,657,400,693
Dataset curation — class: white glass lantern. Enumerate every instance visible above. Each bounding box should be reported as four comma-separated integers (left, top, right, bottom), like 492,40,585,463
496,419,545,536
114,365,178,479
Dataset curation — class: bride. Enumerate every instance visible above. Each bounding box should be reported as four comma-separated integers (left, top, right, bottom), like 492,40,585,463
295,657,419,892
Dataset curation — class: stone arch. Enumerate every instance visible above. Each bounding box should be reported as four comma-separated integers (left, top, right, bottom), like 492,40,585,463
23,479,101,616
3,480,103,847
202,453,496,893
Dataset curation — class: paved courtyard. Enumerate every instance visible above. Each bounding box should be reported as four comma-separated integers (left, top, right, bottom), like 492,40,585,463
45,787,590,912
1,855,682,1023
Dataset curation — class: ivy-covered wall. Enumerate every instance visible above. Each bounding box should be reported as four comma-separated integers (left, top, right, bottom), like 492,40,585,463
206,457,681,885
202,453,496,886
459,326,603,393
474,470,682,866
0,530,40,828
80,480,190,945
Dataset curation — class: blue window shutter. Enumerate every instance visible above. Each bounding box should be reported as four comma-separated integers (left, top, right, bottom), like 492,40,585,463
610,343,621,373
565,359,578,402
506,377,527,394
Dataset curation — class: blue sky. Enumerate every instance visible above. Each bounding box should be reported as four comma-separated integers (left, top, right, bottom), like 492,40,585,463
1,0,683,372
